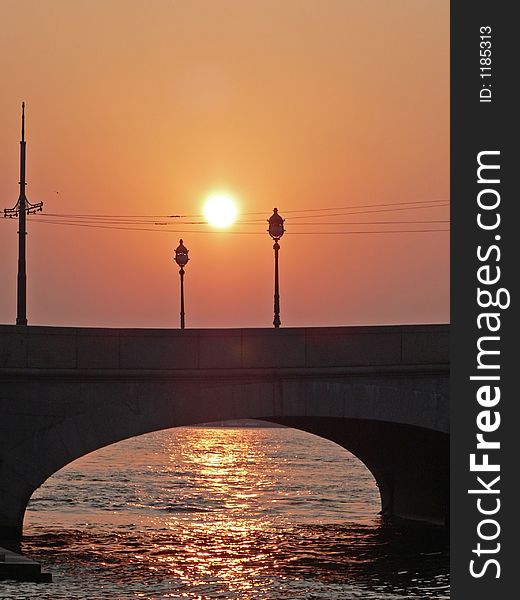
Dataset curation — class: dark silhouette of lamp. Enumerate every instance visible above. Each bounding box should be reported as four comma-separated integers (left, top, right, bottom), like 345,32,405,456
267,208,285,328
174,239,189,329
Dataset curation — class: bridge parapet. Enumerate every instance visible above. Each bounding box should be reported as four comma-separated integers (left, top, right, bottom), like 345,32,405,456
0,324,448,372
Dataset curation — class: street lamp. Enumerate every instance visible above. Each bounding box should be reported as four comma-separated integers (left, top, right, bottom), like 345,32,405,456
267,208,285,328
174,239,189,329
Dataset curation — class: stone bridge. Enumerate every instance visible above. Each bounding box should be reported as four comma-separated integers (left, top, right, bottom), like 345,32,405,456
0,323,449,540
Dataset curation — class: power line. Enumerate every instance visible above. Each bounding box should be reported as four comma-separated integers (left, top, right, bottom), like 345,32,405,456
27,202,449,227
2,195,450,236
275,203,449,220
188,198,449,218
36,198,449,221
40,213,181,220
261,198,449,215
260,219,450,225
24,216,450,226
25,218,449,235
22,216,450,226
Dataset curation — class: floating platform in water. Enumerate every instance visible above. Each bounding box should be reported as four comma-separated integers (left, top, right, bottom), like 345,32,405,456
0,546,52,582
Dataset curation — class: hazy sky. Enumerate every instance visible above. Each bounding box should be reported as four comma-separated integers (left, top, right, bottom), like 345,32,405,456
0,0,449,328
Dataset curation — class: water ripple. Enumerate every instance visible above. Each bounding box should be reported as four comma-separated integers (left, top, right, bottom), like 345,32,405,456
0,427,448,599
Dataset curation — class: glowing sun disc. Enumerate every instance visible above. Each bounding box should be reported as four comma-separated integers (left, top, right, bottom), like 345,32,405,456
203,193,238,228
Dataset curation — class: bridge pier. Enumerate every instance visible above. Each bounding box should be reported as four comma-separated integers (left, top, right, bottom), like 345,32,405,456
0,477,31,546
270,417,449,525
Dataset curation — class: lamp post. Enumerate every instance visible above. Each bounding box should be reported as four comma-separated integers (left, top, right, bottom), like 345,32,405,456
268,208,285,328
174,239,189,329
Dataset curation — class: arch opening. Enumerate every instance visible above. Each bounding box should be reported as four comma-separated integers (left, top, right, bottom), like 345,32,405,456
17,422,449,599
24,421,382,536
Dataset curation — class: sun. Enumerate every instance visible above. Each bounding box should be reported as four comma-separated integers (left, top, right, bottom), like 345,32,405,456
203,193,238,228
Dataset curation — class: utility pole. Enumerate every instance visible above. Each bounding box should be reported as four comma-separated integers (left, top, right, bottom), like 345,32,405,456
3,103,43,326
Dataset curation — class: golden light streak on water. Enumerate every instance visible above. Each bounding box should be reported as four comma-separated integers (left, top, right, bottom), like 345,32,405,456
1,426,450,599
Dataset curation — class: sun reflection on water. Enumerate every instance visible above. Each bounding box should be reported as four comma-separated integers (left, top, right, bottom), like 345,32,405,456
20,426,449,599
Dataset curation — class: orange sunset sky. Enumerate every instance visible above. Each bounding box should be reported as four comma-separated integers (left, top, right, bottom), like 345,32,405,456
0,0,449,328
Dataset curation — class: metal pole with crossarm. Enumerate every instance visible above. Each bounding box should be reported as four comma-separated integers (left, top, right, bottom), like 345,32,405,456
3,103,43,325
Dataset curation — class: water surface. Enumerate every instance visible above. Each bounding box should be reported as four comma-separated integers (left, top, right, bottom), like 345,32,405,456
1,427,449,599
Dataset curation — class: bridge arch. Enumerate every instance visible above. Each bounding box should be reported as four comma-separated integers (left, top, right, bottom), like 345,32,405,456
2,403,447,543
24,422,384,532
0,324,449,541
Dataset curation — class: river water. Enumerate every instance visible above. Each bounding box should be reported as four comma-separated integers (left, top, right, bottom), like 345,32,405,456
1,426,449,599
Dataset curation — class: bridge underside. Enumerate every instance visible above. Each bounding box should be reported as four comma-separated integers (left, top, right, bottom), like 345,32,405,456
0,411,448,544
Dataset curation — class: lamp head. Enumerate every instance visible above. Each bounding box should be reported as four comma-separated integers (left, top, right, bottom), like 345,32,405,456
268,208,285,240
174,239,189,267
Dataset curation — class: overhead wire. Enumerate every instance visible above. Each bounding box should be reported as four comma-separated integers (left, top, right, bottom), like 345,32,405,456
36,198,448,221
24,218,449,235
31,202,449,227
4,196,449,235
